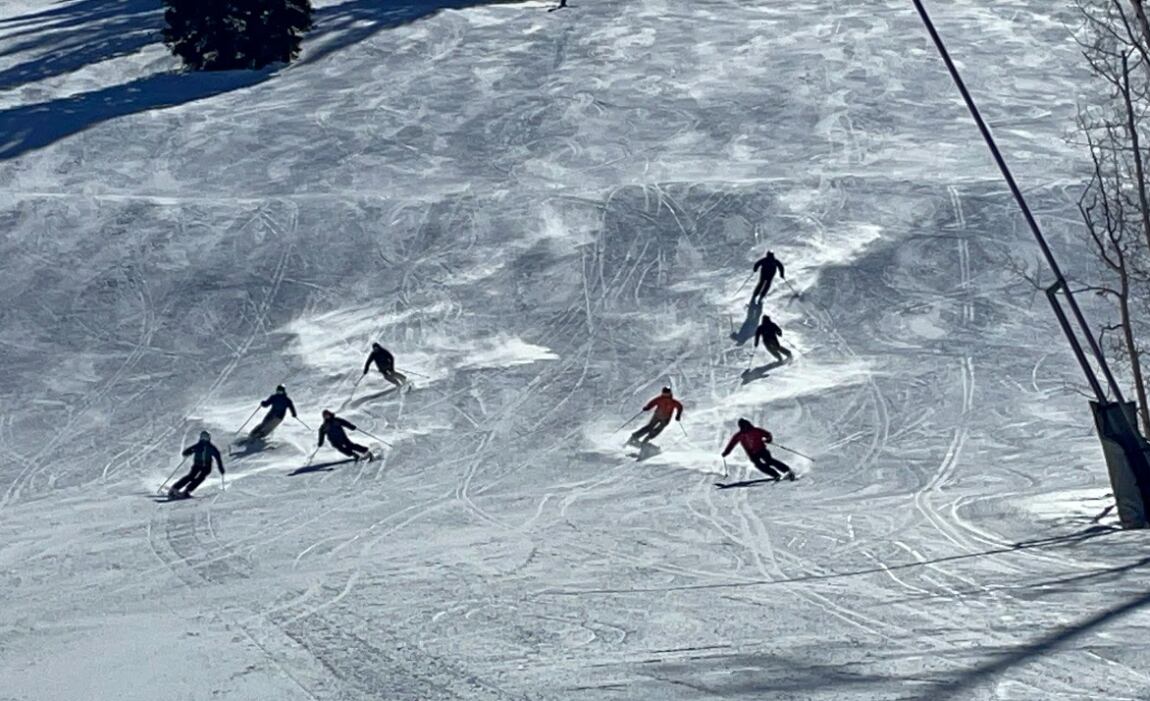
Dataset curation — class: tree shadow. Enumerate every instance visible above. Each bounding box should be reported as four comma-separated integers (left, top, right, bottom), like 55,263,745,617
289,458,355,476
301,0,527,66
570,525,1122,596
729,299,762,346
0,0,530,160
647,651,904,698
0,68,271,160
0,0,162,92
919,562,1150,700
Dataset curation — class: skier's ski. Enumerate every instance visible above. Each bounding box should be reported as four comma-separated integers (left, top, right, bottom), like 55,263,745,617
714,475,800,489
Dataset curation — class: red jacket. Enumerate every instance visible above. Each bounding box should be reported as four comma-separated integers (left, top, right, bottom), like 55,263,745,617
644,395,683,420
723,427,773,457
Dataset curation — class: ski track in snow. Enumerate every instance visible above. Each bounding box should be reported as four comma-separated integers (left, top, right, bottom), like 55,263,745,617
4,0,1150,699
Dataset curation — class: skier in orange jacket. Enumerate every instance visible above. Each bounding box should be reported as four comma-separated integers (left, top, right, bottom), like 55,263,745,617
627,387,683,446
721,418,795,480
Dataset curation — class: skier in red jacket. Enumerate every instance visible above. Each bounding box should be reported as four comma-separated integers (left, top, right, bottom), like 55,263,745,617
721,418,795,480
627,387,683,446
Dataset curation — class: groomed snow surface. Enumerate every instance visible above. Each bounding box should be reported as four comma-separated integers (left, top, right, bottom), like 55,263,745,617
2,1,1149,699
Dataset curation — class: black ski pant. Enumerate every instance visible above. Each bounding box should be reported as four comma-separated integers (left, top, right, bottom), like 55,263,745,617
172,463,213,494
376,366,407,388
631,416,670,443
764,341,793,363
331,438,369,458
748,449,792,479
752,273,776,302
249,412,284,440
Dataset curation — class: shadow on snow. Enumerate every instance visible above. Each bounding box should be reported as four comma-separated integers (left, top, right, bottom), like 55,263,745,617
0,0,162,93
0,0,526,160
289,458,356,476
740,358,788,385
729,298,762,346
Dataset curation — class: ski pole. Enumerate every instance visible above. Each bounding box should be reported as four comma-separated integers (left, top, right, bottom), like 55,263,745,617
295,416,313,432
347,373,364,402
784,278,802,299
721,456,729,477
158,456,189,494
356,428,393,447
398,367,429,378
305,446,320,466
773,442,814,461
234,405,261,437
613,409,644,433
220,472,226,491
678,422,689,439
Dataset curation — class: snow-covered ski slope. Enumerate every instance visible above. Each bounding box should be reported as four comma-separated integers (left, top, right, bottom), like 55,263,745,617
4,1,1150,699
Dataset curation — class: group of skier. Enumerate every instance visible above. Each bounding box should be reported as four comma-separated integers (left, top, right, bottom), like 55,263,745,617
163,344,409,499
749,250,794,365
621,249,799,483
166,249,804,498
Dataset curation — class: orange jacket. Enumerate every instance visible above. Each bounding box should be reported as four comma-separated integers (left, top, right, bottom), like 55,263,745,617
644,395,683,420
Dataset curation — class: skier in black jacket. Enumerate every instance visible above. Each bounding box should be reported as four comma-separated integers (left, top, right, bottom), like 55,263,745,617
169,431,224,498
318,410,371,460
754,314,793,363
249,385,297,440
363,343,408,389
751,251,785,304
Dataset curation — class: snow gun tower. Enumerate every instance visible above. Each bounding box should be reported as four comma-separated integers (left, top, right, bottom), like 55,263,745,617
914,0,1150,527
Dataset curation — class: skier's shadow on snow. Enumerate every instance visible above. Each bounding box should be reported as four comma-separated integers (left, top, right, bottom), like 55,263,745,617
289,458,356,476
229,437,273,458
729,299,763,346
715,478,776,489
350,386,401,407
628,443,662,462
740,359,788,385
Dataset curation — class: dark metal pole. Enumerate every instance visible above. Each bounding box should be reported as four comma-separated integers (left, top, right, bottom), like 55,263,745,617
911,0,1125,405
1047,283,1106,401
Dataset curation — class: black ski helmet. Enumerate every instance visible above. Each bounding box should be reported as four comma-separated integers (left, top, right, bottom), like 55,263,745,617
199,430,211,442
372,342,382,350
661,386,672,395
322,409,334,420
737,418,752,431
276,385,286,394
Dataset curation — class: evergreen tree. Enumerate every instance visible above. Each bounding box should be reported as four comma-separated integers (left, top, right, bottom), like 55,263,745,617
163,0,314,71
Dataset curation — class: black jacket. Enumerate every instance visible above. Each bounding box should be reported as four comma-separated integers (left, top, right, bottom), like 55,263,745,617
364,347,395,374
261,393,297,419
182,440,224,473
319,417,357,446
755,319,783,347
753,255,784,279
